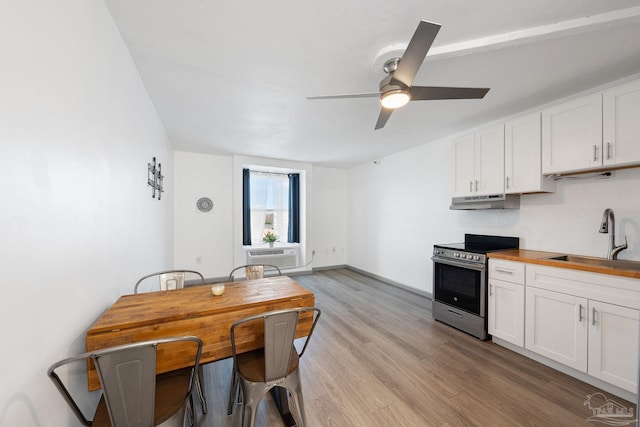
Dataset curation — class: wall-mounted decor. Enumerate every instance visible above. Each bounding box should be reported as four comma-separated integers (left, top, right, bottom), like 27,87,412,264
147,157,164,200
196,197,213,212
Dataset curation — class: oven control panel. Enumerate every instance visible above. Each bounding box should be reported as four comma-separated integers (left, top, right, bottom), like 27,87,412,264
433,248,486,264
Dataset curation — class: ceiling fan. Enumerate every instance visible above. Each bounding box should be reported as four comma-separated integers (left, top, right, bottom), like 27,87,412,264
307,21,490,130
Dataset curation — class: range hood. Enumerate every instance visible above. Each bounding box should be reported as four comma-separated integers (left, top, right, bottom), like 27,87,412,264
450,194,520,210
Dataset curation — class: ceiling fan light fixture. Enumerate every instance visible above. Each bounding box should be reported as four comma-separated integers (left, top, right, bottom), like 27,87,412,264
380,89,410,109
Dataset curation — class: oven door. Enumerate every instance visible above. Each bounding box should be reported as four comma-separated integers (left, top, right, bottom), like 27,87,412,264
432,256,486,317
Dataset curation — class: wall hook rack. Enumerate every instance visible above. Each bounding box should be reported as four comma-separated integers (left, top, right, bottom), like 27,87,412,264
147,157,164,200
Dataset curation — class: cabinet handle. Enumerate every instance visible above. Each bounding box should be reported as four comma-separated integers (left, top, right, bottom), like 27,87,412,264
606,142,612,160
475,180,479,192
489,284,493,296
579,304,584,322
593,145,599,162
592,307,597,326
495,267,514,275
469,181,473,192
505,176,510,189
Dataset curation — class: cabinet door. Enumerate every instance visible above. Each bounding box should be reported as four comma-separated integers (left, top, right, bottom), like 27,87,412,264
603,79,640,167
488,279,524,347
452,133,475,197
475,124,504,196
525,287,588,372
588,301,639,393
541,93,603,174
505,113,555,194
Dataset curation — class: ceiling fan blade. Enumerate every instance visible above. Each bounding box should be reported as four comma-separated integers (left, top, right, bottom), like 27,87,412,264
410,86,490,100
392,21,441,87
307,92,380,100
374,108,393,130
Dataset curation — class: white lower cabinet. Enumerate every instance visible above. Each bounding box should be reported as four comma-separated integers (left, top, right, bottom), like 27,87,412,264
489,278,524,347
525,286,588,372
488,259,525,347
588,301,640,392
524,264,640,394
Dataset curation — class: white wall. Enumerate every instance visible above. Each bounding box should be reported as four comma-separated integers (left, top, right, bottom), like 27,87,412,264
173,152,234,277
173,156,348,274
0,1,173,426
348,136,640,295
312,167,348,266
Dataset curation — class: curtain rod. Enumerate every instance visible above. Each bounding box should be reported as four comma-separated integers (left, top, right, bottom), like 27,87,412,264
249,170,298,177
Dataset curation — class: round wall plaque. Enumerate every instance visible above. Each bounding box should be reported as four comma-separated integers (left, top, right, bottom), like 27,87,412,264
196,197,213,212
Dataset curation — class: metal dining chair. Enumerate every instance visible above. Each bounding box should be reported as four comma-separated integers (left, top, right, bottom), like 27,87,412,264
133,270,208,414
228,264,282,282
227,307,321,427
134,270,205,294
48,336,202,427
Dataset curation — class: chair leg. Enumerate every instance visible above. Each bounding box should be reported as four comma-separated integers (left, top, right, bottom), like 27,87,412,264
195,365,208,414
282,371,306,427
227,368,237,415
186,393,195,427
239,381,269,427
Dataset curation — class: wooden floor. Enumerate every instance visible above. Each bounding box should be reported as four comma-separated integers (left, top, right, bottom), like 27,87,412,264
196,268,635,426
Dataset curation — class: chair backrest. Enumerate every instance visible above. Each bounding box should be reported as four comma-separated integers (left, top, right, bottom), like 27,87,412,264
134,269,204,294
230,307,320,382
48,336,202,427
95,344,157,426
228,264,282,282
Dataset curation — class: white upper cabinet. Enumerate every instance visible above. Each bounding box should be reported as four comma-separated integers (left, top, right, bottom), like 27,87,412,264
541,78,640,175
452,124,504,197
603,79,640,167
505,112,555,194
452,133,476,197
541,93,603,175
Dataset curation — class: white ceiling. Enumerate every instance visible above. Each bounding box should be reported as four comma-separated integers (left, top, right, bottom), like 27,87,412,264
104,0,640,168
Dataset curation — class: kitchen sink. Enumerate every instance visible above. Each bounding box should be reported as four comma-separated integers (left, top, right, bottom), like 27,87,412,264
545,254,640,272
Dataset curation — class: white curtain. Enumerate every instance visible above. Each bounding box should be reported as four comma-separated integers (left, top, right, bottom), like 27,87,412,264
249,171,289,245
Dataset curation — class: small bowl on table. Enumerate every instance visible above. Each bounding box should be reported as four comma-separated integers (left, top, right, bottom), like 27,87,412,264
211,284,225,296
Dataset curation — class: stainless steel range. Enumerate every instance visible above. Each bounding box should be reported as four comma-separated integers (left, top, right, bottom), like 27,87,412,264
432,234,519,340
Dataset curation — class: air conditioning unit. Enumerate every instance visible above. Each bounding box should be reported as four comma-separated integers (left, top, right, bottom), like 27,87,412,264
246,248,298,269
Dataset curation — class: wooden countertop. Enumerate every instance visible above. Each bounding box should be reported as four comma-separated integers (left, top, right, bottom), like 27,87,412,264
488,249,640,279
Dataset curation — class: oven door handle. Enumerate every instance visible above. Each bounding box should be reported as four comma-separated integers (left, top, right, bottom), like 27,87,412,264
431,256,485,271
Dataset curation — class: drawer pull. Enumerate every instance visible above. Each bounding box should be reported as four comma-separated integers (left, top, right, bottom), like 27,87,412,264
448,310,463,318
495,268,514,275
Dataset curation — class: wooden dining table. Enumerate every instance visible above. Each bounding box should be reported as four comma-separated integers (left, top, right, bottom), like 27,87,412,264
85,275,315,394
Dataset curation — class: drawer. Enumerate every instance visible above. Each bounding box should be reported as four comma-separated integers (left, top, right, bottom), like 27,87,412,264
489,259,525,284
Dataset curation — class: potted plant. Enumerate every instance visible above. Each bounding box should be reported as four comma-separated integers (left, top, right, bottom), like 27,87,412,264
262,231,278,247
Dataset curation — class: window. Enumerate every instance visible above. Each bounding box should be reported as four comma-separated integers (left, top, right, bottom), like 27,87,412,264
242,169,299,246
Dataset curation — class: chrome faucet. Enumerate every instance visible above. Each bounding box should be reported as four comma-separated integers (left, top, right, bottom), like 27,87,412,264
599,208,628,260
